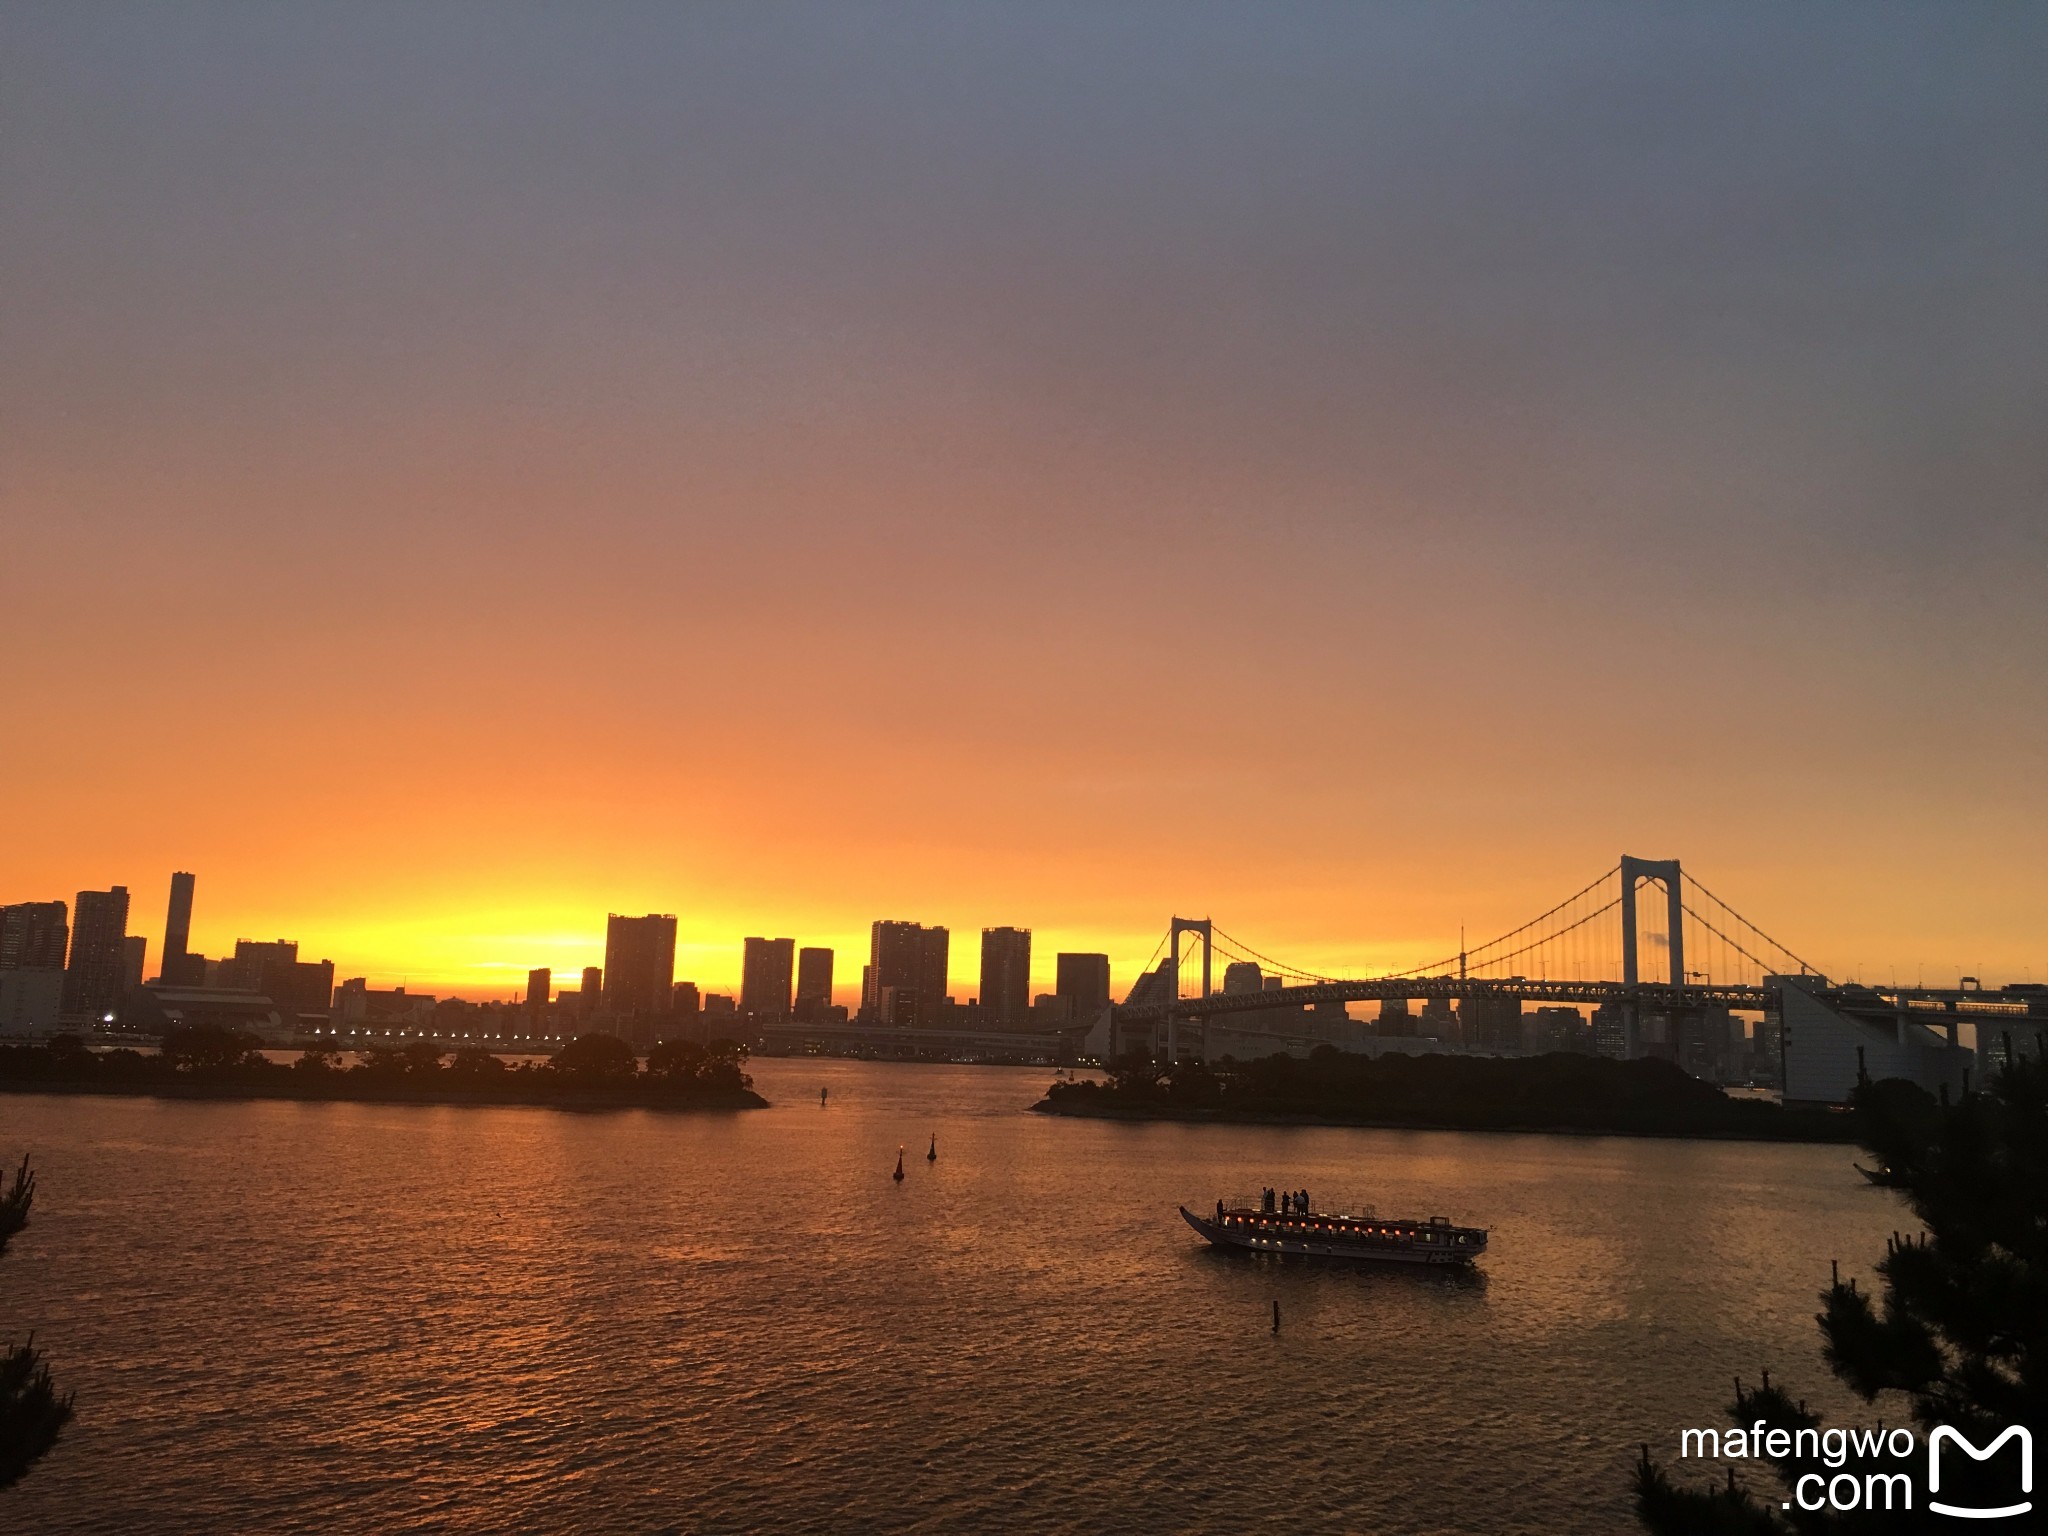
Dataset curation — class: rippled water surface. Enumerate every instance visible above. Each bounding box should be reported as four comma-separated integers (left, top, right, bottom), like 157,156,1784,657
3,1060,1896,1533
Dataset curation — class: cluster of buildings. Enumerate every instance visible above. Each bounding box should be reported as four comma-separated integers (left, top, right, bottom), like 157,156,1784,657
1369,987,1776,1083
1109,958,1778,1084
0,876,342,1041
7,872,2038,1103
0,876,1117,1059
508,915,1114,1052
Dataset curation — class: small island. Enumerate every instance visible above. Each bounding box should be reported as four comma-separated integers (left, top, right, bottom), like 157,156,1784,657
0,1028,767,1111
1035,1048,1856,1142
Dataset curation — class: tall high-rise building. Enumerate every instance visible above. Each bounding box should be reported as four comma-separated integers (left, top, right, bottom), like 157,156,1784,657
1419,995,1457,1041
1376,997,1415,1037
162,872,196,981
0,900,67,1039
1590,1002,1629,1059
0,901,69,971
526,967,551,1011
864,920,949,1025
581,965,602,1018
215,938,331,1014
1221,960,1264,995
0,970,65,1037
1460,994,1524,1054
920,927,949,1021
865,921,921,1024
61,886,129,1021
672,981,700,1015
603,915,676,1021
741,937,796,1019
1055,952,1112,1021
122,935,148,993
292,959,335,1014
795,947,834,1020
226,938,297,993
978,927,1031,1027
1527,1004,1589,1055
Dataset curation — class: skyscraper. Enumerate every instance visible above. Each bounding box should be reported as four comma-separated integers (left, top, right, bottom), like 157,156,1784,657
1055,952,1112,1021
162,871,196,982
978,927,1031,1027
226,938,298,993
1419,995,1457,1041
741,937,795,1019
865,921,922,1024
61,886,129,1021
122,935,148,993
795,947,833,1020
526,967,551,1012
0,901,69,971
213,938,332,1015
864,920,949,1026
1221,960,1264,994
581,965,602,1018
0,901,68,1042
1459,994,1523,1054
603,914,676,1026
293,959,335,1015
1376,997,1416,1037
920,927,949,1022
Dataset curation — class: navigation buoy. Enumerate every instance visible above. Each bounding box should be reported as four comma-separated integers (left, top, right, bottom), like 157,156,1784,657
927,1134,937,1162
1272,1299,1281,1333
820,1086,828,1106
893,1147,905,1182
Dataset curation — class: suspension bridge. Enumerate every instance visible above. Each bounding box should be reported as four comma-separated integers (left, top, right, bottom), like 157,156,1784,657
1110,854,2042,1072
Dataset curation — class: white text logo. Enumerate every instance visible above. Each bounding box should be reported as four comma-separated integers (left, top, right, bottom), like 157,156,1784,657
1930,1425,2032,1520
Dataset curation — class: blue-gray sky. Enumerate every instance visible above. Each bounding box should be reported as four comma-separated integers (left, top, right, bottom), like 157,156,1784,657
4,3,2043,989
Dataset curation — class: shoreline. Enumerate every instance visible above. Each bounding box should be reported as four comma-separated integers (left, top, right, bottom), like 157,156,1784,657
0,1077,768,1113
1029,1095,1859,1144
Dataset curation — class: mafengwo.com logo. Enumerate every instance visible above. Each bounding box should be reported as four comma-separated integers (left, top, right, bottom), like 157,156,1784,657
1928,1427,2032,1520
1676,1422,2032,1517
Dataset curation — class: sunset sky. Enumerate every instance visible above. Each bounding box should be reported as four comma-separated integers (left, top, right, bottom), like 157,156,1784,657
5,5,2044,999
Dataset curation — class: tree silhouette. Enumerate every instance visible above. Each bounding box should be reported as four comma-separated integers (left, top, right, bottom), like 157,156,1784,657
646,1038,707,1080
1,1155,72,1489
445,1046,506,1078
1635,1052,2048,1530
358,1040,442,1078
550,1033,637,1083
160,1024,264,1073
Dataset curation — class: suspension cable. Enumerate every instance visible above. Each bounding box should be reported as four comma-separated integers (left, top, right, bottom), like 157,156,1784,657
1130,927,1170,996
1683,873,1822,975
1680,902,1794,980
1462,897,1624,976
1208,926,1338,984
1455,866,1621,961
1190,864,1811,995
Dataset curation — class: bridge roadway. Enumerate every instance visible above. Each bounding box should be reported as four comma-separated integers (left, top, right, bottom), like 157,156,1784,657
1114,975,1769,1025
1114,976,2048,1030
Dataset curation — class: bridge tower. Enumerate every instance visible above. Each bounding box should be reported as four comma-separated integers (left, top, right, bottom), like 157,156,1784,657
1167,916,1213,1063
1619,855,1686,1062
1619,856,1684,987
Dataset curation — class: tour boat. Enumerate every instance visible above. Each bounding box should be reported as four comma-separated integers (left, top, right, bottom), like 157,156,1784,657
1180,1195,1487,1267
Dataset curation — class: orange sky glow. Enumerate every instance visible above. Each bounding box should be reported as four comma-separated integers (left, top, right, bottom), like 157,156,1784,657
4,8,2043,1000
